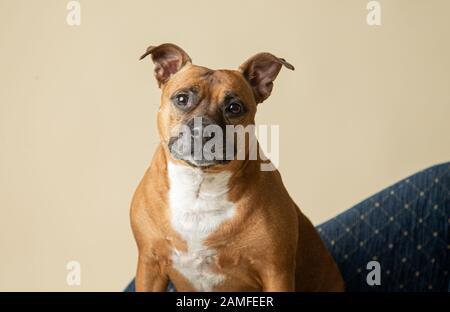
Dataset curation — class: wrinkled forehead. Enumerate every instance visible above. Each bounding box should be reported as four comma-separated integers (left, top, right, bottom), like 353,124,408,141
162,65,255,105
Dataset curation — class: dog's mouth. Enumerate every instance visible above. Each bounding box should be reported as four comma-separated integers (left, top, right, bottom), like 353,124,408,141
167,134,232,168
183,158,230,169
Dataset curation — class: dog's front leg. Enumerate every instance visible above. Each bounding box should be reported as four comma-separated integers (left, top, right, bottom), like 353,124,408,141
135,254,168,292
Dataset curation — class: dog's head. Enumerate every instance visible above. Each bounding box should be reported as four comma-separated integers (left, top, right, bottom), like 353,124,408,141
140,43,294,168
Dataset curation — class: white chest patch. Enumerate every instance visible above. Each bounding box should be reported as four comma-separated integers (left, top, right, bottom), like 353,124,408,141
167,161,235,291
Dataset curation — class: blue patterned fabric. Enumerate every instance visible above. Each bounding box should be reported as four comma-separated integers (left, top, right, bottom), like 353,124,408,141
125,162,449,292
318,162,449,291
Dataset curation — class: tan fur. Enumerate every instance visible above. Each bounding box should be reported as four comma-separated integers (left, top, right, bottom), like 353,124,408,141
131,47,344,291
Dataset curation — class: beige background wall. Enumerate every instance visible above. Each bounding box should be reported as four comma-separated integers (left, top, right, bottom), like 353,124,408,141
0,0,449,291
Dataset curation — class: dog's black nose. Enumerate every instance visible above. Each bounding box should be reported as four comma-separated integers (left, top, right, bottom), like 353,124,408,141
187,116,217,143
192,127,201,138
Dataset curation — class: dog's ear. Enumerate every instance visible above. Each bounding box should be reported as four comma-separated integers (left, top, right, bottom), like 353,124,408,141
239,53,294,104
140,43,192,87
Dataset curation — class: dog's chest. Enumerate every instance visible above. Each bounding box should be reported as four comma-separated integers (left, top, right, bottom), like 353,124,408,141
167,162,236,291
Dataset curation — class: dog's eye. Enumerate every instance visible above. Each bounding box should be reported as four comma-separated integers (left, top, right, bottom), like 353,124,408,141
225,102,244,116
175,93,189,106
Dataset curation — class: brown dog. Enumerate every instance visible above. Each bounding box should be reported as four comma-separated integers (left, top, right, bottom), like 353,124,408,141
131,43,344,291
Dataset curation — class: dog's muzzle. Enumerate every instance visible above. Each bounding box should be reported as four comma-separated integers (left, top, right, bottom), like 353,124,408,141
168,117,232,167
